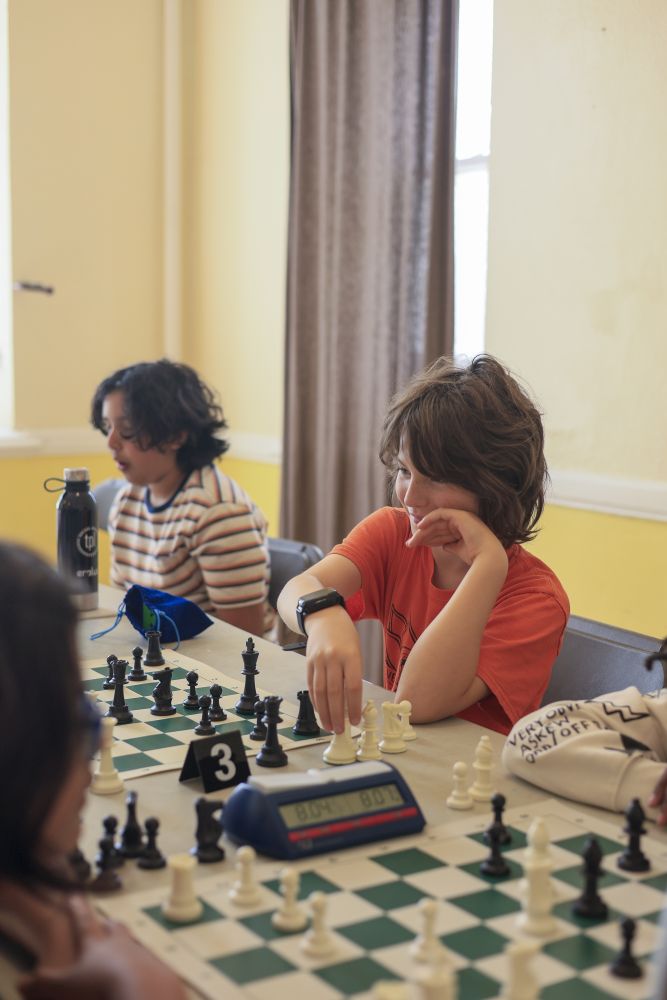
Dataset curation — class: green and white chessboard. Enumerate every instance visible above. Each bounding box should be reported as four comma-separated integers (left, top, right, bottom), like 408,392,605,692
98,798,667,999
83,648,334,780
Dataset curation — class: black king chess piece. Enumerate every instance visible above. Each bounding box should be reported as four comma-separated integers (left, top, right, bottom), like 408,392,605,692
234,637,260,715
144,629,165,667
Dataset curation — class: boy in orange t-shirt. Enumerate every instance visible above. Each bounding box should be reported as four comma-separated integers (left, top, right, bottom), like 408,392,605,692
277,355,569,736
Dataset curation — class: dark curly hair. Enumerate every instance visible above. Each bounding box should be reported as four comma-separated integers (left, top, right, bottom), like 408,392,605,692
91,359,229,472
379,355,548,546
0,542,83,888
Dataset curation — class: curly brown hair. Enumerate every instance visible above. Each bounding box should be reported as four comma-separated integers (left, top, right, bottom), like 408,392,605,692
379,355,548,546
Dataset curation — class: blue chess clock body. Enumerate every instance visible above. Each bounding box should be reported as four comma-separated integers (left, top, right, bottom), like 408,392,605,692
224,760,425,859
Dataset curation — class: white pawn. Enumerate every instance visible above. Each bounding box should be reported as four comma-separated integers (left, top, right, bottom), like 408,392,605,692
90,715,124,796
271,867,308,932
373,983,410,1000
323,710,357,765
300,891,336,958
229,845,261,906
357,700,382,761
469,735,494,802
162,853,203,923
379,702,406,754
409,898,446,964
398,700,417,741
517,818,557,937
500,939,539,1000
415,954,457,1000
446,762,473,810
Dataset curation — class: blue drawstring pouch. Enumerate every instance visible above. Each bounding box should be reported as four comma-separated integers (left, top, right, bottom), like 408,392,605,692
90,585,214,647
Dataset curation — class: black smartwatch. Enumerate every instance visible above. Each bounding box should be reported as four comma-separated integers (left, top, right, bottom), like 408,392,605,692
295,588,346,635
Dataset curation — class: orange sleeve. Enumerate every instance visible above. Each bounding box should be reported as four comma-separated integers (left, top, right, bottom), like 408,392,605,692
331,508,404,620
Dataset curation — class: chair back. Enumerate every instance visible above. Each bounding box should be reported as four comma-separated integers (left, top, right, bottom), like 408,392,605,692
93,478,126,531
540,614,666,705
267,537,324,611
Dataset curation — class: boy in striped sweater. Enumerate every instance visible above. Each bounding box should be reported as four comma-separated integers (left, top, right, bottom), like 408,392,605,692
91,359,271,636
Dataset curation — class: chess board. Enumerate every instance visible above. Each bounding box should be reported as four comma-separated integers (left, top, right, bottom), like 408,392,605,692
97,798,667,999
83,649,334,780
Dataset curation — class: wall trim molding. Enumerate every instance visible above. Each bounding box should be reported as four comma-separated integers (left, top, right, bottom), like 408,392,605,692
548,468,667,523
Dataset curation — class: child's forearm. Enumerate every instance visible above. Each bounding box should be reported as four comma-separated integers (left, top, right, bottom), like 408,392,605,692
395,549,508,721
277,571,326,633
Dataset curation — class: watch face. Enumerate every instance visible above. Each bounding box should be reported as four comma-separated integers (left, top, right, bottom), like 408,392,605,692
296,589,344,634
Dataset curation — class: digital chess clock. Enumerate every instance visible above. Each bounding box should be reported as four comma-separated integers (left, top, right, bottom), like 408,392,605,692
224,760,425,859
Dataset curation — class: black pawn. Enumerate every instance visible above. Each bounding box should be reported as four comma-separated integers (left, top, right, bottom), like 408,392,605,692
144,629,165,667
118,791,144,858
618,799,650,872
249,698,267,741
209,683,227,721
256,695,288,767
191,797,225,863
102,654,117,689
479,823,510,877
68,847,91,884
610,917,643,979
234,637,260,715
103,815,124,868
183,670,200,711
572,836,608,919
194,694,216,735
293,689,321,736
138,817,166,870
91,836,122,892
483,792,512,846
128,645,147,681
105,658,133,725
151,666,175,716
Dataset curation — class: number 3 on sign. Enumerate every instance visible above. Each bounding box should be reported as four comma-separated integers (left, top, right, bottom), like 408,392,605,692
179,731,250,792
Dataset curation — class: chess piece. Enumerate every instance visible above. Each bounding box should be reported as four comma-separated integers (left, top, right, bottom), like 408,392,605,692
138,817,167,870
409,897,446,963
480,823,510,877
446,761,473,810
144,629,165,667
572,836,608,919
323,711,357,765
610,917,643,979
378,702,407,753
194,694,216,735
162,854,203,922
414,954,456,1000
229,845,261,906
256,696,288,767
234,637,260,715
300,891,336,958
68,847,91,884
209,682,227,721
517,817,557,936
103,815,124,868
617,799,650,872
357,700,382,761
183,670,200,711
373,984,409,1000
293,689,321,736
469,734,494,801
484,792,512,846
500,938,539,1000
150,665,175,716
90,716,124,795
398,699,416,741
128,645,147,681
271,867,308,931
102,654,117,689
191,797,225,863
90,836,122,893
249,698,267,741
105,658,133,725
118,790,144,858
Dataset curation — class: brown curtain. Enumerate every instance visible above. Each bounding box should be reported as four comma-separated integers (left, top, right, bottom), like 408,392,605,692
282,0,458,678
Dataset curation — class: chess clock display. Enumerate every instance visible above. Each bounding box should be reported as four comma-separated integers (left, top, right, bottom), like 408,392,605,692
224,760,425,859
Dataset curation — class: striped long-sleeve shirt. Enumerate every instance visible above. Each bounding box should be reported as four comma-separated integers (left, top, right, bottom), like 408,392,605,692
108,465,271,620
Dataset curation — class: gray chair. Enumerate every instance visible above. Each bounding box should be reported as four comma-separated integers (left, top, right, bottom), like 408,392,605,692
93,477,126,531
267,536,324,611
540,614,666,705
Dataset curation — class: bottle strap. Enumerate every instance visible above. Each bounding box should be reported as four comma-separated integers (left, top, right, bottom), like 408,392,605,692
89,600,126,641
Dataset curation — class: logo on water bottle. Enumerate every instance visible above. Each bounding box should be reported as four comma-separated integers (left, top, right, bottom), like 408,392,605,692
76,526,98,558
